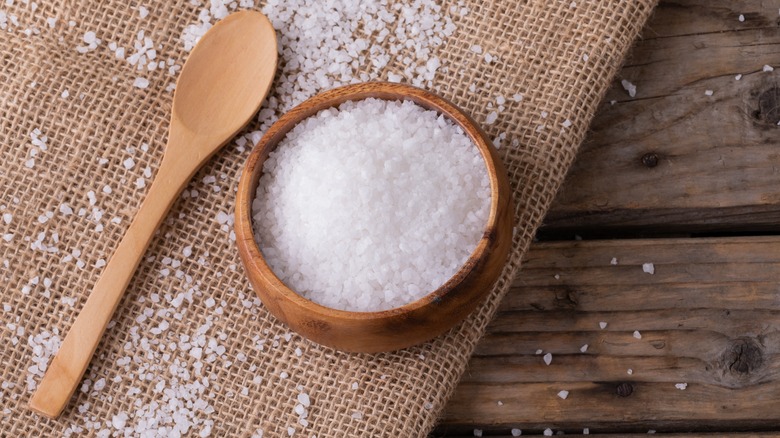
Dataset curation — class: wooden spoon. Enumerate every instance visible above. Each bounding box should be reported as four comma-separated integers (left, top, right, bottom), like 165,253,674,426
29,10,277,418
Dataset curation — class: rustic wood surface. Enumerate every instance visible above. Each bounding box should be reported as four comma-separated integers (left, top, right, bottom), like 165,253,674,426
438,237,780,435
438,0,780,435
541,0,780,236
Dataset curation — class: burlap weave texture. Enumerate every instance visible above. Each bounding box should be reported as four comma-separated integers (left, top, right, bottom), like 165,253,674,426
1,0,656,436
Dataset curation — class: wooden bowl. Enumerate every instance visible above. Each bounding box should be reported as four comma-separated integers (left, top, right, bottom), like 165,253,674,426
235,82,513,353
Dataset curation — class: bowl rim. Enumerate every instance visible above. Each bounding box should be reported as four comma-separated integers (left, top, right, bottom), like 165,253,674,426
235,81,502,321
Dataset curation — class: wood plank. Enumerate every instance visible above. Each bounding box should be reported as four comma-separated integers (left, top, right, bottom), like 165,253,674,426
542,0,780,234
437,236,780,434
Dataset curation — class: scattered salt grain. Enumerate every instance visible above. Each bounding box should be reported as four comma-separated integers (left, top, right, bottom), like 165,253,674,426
580,344,588,353
583,428,589,435
133,77,149,89
61,89,69,98
485,111,498,124
252,99,489,312
599,321,608,329
610,257,618,265
642,263,655,275
621,79,637,97
633,330,642,339
351,411,363,420
544,428,553,436
562,119,572,128
764,65,774,72
139,5,149,19
473,429,482,437
627,368,633,375
704,89,713,96
511,429,522,436
738,14,744,22
675,383,687,390
470,44,482,54
512,94,523,102
543,353,552,365
112,412,128,429
2,213,11,224
557,390,569,400
735,74,742,80
123,157,135,170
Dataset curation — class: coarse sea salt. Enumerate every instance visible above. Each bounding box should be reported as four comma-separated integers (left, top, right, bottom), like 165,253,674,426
252,98,490,312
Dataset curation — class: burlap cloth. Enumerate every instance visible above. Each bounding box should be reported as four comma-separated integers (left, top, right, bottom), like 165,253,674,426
1,0,656,436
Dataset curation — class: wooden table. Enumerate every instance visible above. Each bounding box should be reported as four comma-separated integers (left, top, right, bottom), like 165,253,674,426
437,0,780,435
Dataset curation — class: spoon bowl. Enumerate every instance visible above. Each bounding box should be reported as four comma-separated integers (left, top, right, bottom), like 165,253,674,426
235,82,513,353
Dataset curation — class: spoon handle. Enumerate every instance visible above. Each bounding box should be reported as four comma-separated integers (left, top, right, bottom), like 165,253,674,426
29,153,193,418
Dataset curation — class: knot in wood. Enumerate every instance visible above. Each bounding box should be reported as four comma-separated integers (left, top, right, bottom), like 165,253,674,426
641,152,659,168
723,337,764,375
615,382,633,397
755,87,780,126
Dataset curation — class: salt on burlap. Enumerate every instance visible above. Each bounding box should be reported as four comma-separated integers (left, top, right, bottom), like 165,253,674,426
0,0,656,436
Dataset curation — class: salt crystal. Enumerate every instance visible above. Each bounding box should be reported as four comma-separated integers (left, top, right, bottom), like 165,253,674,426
485,111,498,124
621,79,637,98
599,321,608,329
764,65,774,72
580,344,588,353
133,77,149,89
675,383,687,390
470,44,482,54
511,429,522,436
183,246,193,257
543,353,552,365
111,412,128,429
93,378,106,391
557,390,569,399
83,31,96,44
139,5,149,18
738,14,744,22
512,94,523,102
544,429,553,436
562,119,572,128
642,263,655,275
583,428,589,435
633,330,642,339
473,429,482,437
610,257,618,265
735,74,742,80
61,89,69,98
627,368,633,375
2,213,11,224
704,89,713,96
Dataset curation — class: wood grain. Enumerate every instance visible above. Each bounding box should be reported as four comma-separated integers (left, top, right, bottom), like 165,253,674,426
437,236,780,435
234,82,514,353
28,11,277,418
543,0,780,235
